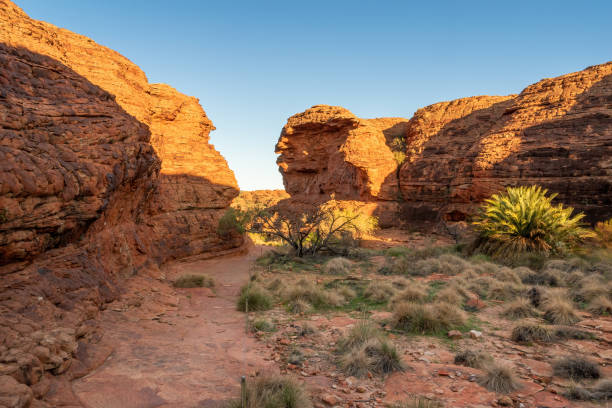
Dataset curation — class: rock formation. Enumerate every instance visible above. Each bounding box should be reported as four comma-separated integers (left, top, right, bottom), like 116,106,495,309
0,1,242,405
277,63,612,226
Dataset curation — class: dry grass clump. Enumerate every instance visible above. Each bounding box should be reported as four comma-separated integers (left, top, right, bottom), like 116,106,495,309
336,321,381,353
338,339,403,377
552,356,601,380
510,322,553,343
392,277,411,289
488,281,524,301
364,281,396,302
267,277,287,293
541,297,580,325
322,257,352,274
587,296,612,315
501,298,538,320
563,379,612,401
574,277,609,303
173,274,215,288
251,318,276,332
553,326,596,340
336,286,357,301
453,349,492,369
287,299,312,314
336,322,403,377
384,253,470,277
522,268,565,287
468,276,497,298
494,267,522,284
592,379,612,401
297,323,316,336
478,362,520,394
237,283,274,312
283,280,345,309
391,301,466,335
544,258,588,274
390,284,428,305
387,397,444,408
226,374,312,408
434,286,464,305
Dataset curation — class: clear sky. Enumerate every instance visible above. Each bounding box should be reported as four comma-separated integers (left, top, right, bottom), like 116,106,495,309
14,0,612,190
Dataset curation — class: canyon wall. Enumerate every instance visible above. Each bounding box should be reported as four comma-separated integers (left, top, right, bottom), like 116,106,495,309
277,63,612,226
0,1,241,405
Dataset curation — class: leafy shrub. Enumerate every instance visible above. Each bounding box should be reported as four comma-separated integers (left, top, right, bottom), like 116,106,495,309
552,356,601,380
454,349,493,369
237,284,273,312
472,185,592,257
218,207,251,237
173,274,215,288
226,374,312,408
478,362,520,393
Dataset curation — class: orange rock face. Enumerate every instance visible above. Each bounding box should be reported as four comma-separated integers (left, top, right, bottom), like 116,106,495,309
0,1,242,403
277,63,612,225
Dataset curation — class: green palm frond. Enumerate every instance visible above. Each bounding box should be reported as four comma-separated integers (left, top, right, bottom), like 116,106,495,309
472,185,594,257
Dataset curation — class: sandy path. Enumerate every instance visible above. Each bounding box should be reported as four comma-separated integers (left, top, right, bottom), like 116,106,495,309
72,246,273,408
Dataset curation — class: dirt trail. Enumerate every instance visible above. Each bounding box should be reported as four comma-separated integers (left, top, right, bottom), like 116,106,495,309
72,245,273,408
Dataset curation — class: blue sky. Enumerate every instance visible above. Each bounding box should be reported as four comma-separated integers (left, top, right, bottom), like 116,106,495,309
15,0,612,190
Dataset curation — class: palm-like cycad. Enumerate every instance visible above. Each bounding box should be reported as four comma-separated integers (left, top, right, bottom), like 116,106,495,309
473,185,592,257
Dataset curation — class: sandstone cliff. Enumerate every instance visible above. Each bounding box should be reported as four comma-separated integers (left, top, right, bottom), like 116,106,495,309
0,1,241,405
277,63,612,226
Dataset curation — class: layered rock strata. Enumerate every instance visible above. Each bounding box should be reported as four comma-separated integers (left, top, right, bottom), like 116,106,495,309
0,1,242,405
277,63,612,225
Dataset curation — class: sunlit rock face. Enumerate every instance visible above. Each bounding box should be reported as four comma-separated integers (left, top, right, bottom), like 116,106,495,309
0,1,242,402
277,63,612,225
0,0,242,263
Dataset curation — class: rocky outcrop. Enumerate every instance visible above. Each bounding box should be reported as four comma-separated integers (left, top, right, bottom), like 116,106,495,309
0,1,242,405
277,62,612,225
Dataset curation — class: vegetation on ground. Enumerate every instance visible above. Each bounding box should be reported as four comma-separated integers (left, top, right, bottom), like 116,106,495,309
472,185,593,258
477,362,520,393
226,374,312,408
237,283,274,312
173,274,215,288
552,356,601,380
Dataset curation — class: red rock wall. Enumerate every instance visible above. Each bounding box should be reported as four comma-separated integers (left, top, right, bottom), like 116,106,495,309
0,1,242,404
277,63,612,225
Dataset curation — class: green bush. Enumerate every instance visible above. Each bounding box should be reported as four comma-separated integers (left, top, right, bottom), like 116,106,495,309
173,274,215,288
472,185,593,257
237,283,273,312
226,374,312,408
218,208,251,237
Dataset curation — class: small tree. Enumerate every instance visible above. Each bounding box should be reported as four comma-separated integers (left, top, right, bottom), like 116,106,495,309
472,185,593,257
219,200,377,257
